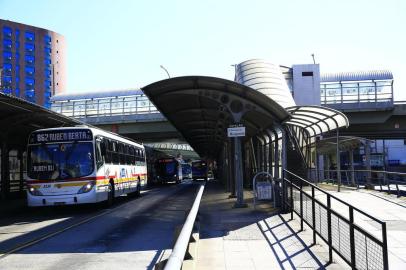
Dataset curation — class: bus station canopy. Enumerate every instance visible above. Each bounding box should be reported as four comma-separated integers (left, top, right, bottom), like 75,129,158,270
312,136,371,154
0,93,81,148
284,105,349,137
142,76,290,159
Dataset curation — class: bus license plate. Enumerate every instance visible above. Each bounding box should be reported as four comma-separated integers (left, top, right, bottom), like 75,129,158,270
54,202,66,205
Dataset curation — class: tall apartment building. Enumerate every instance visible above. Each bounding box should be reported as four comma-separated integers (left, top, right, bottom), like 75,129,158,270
0,19,66,108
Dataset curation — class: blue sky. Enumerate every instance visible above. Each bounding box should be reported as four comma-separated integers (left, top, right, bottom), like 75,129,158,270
1,0,405,99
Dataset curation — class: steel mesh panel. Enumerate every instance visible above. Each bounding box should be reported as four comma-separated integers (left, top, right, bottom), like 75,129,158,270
303,193,313,226
314,202,328,241
286,183,292,207
293,189,300,214
355,228,384,270
331,213,351,262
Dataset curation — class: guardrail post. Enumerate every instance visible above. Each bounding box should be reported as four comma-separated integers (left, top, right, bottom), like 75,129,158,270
387,172,391,192
327,194,333,264
290,180,293,221
349,206,356,269
382,222,389,270
300,183,303,232
312,186,316,245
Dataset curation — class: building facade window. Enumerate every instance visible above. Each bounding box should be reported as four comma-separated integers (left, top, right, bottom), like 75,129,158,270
25,77,35,87
25,66,35,76
3,76,12,83
2,63,12,73
44,79,51,89
24,31,35,41
3,39,12,49
44,35,51,44
25,88,35,103
44,47,51,55
24,42,35,52
2,26,12,37
3,51,12,61
25,55,35,64
44,67,51,78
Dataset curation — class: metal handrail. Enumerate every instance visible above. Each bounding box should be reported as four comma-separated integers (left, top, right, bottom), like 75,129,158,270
284,169,389,269
285,169,384,225
164,184,205,270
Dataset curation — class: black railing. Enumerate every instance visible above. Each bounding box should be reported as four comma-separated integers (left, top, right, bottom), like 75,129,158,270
310,168,406,197
283,169,389,270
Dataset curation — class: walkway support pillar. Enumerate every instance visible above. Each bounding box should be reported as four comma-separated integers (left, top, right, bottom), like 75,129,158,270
234,136,246,208
336,129,341,192
0,142,9,200
365,142,372,188
349,149,355,186
274,131,280,180
228,139,236,197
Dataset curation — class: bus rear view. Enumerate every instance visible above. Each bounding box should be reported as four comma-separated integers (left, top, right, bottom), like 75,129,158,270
191,160,208,181
155,158,182,184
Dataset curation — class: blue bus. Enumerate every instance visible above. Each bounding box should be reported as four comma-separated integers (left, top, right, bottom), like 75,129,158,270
155,158,182,184
181,163,192,179
192,160,208,181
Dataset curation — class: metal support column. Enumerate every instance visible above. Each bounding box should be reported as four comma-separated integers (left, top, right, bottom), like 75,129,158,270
18,149,24,194
336,129,341,192
349,149,355,186
234,136,246,208
0,142,9,200
365,142,372,188
326,155,330,183
228,139,236,197
281,128,287,212
274,134,280,180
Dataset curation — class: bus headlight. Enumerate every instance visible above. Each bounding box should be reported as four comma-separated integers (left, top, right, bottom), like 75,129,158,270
78,181,95,194
28,186,43,196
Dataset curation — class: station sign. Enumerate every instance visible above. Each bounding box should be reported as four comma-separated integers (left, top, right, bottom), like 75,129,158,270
29,129,93,144
227,126,245,137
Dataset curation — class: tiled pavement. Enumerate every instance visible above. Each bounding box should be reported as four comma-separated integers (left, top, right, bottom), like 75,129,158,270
195,181,349,270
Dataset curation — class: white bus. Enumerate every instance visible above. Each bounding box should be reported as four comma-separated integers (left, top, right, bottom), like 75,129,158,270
26,126,147,207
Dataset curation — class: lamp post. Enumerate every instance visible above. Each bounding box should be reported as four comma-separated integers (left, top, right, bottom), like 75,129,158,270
160,65,170,78
311,54,316,64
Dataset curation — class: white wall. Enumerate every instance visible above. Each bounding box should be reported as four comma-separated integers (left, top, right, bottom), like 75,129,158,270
292,64,321,106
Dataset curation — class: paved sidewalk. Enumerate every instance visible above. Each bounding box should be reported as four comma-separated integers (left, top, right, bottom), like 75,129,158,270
196,181,348,270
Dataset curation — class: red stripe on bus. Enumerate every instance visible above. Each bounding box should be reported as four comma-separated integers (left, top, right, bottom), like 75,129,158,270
27,176,105,184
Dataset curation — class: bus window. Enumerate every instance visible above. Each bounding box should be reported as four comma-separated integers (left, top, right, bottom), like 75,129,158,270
95,138,104,169
129,146,135,164
104,140,111,163
112,141,119,164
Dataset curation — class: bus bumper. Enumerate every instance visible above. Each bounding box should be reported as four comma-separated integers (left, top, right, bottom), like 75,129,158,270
27,190,103,207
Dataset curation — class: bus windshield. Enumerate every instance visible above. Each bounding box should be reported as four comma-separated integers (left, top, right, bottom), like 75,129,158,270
28,142,94,180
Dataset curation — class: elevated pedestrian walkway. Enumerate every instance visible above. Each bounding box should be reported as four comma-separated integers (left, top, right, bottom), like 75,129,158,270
195,180,348,269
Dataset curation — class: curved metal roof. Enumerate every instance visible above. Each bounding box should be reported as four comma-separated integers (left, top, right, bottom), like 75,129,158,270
321,70,393,82
142,76,290,159
51,88,143,101
284,106,349,137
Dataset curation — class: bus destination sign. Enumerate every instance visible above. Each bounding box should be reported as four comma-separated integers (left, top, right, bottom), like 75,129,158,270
29,129,93,144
